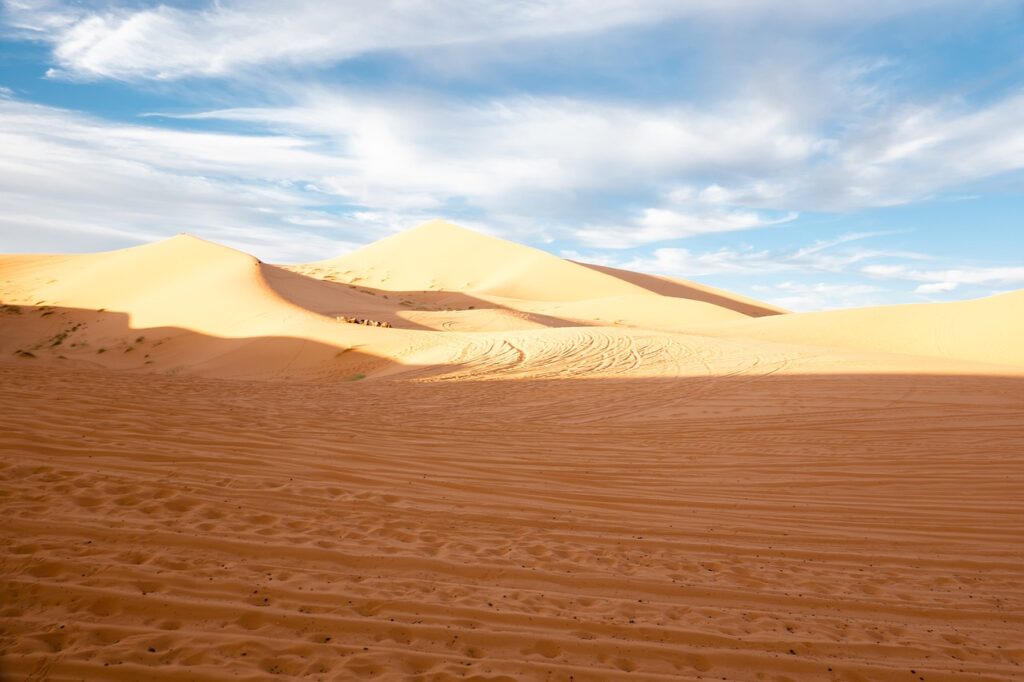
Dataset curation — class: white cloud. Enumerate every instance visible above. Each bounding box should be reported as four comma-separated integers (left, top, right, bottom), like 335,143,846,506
164,92,826,245
913,281,959,294
173,85,1024,245
799,93,1024,211
275,79,1024,246
861,263,1024,303
7,1,672,80
865,264,1024,287
567,237,901,310
5,2,1024,255
179,93,821,201
590,232,927,278
776,281,881,295
638,86,1024,215
765,280,884,311
0,91,823,259
5,0,993,81
4,78,1024,264
0,97,393,261
653,105,1024,214
568,228,1016,310
574,208,798,249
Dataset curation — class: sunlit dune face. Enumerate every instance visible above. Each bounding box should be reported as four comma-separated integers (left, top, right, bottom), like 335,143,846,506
2,222,1021,381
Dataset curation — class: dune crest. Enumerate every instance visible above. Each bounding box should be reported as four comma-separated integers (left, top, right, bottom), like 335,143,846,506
0,234,446,379
308,219,656,301
576,260,788,317
3,222,1024,380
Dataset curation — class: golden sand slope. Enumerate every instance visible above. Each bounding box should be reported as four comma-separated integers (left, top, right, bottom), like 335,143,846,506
0,221,786,379
694,291,1024,370
0,234,454,380
1,222,1023,681
307,220,653,301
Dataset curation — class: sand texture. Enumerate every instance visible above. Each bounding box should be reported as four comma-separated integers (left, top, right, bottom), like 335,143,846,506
1,220,1022,681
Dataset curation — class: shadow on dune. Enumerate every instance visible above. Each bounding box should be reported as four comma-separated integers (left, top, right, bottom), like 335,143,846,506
3,303,1024,404
263,264,583,331
577,261,785,317
0,303,447,382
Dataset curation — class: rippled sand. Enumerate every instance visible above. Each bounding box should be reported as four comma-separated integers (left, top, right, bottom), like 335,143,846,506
1,222,1022,680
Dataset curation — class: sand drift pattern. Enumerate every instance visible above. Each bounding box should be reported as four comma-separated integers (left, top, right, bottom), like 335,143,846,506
1,367,1022,680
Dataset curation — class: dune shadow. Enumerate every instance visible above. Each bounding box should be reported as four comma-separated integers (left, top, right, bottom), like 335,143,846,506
0,303,443,381
262,264,585,331
4,301,1024,395
576,261,784,317
5,301,1024,398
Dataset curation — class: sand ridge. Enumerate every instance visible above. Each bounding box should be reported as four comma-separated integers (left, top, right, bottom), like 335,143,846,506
6,220,1019,380
691,291,1024,370
575,261,788,317
307,220,657,302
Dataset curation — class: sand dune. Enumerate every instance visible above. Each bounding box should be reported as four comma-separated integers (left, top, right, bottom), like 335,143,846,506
2,222,1023,681
291,220,786,334
0,235,445,380
0,222,791,381
577,261,788,317
2,222,1020,378
695,291,1024,370
8,226,1013,380
308,220,656,302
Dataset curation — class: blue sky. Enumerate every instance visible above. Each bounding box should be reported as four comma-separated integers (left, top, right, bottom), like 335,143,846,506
1,1,1022,310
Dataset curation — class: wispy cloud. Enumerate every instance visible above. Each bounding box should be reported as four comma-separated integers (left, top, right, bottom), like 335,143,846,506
174,93,821,212
0,97,374,260
798,93,1024,211
165,83,1024,247
571,232,927,278
863,264,1024,293
755,281,885,312
641,91,1024,216
574,208,799,249
914,281,959,294
562,230,948,309
5,81,1024,268
6,0,993,81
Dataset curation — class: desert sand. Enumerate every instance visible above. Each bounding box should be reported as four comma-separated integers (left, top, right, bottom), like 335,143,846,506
1,220,1022,681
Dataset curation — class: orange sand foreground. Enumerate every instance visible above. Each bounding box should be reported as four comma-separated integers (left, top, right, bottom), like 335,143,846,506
1,221,1022,680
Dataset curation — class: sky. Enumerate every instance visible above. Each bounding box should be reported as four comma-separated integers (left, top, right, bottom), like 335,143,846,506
1,1,1023,311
